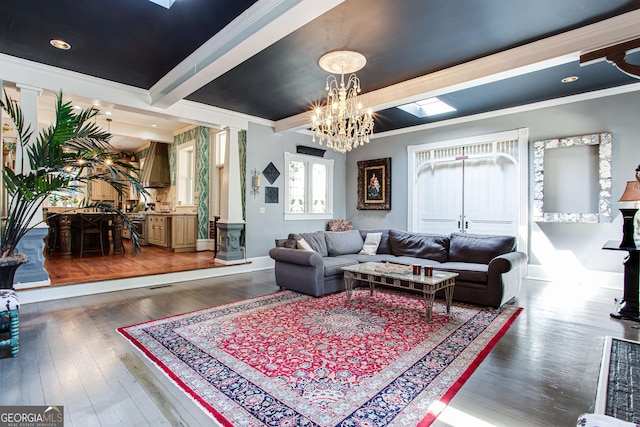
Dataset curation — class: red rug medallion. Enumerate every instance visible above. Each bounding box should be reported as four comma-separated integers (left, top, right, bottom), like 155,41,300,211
118,290,522,426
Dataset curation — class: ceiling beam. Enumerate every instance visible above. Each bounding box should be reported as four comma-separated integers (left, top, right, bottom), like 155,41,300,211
275,9,640,133
149,0,344,108
0,53,274,131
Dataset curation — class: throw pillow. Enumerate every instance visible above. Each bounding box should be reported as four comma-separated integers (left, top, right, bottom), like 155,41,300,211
296,238,314,251
359,232,382,255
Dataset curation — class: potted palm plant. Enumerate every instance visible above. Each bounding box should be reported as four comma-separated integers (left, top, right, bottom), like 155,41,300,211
0,89,147,289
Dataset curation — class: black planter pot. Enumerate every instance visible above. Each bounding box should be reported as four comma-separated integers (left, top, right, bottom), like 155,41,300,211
0,254,28,290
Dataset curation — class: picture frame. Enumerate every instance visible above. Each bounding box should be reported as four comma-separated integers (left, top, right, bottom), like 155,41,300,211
357,157,391,210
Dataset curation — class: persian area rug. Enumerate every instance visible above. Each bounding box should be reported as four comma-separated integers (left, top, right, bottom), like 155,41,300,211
118,290,522,427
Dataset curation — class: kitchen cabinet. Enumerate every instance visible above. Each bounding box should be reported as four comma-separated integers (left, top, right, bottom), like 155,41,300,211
147,214,197,252
124,161,141,201
172,215,197,252
91,166,117,201
147,216,169,247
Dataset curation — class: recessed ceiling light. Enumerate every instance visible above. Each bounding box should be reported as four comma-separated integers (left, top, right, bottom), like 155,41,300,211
105,111,112,116
561,76,579,83
398,97,457,118
50,39,71,50
74,105,81,110
151,124,158,127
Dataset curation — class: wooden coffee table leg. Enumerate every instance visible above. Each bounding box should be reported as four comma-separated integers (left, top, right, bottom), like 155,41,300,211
423,292,436,323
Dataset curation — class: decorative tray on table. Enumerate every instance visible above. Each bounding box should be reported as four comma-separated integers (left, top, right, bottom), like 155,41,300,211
373,262,412,275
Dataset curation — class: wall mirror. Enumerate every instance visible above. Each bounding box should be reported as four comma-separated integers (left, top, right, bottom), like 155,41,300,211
533,132,612,223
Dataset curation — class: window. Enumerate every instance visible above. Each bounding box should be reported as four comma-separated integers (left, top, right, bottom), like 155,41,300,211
211,130,227,217
284,152,333,220
176,140,195,206
215,131,226,167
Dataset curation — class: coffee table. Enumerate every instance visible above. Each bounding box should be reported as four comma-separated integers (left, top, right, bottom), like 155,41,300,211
341,262,458,323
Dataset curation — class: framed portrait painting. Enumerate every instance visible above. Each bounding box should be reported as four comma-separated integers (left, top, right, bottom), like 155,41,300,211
357,157,391,210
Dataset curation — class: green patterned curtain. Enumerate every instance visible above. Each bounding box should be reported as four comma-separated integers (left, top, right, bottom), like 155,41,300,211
238,130,247,248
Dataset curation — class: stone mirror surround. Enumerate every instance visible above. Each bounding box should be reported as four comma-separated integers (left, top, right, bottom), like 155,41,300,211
533,132,612,223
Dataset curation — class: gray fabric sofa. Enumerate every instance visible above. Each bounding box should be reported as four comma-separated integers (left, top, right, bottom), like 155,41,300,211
268,229,528,308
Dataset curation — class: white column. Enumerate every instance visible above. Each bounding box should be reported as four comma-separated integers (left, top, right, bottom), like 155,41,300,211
16,84,42,176
17,84,44,226
13,84,49,286
219,128,244,223
215,128,245,263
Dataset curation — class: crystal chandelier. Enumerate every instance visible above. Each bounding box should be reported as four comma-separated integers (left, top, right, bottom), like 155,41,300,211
311,51,374,153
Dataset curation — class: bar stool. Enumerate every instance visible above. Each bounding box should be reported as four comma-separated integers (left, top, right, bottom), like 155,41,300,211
0,289,19,358
77,213,105,257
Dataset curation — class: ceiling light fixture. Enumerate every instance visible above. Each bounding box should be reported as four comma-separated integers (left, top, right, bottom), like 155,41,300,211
311,50,374,153
561,76,579,83
49,39,71,50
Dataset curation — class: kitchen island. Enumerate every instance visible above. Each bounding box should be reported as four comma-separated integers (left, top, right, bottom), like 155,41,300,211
44,208,123,258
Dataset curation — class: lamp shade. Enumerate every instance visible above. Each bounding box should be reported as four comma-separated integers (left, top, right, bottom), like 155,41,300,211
619,181,640,202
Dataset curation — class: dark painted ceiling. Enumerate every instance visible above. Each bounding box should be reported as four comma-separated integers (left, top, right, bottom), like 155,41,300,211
1,0,639,135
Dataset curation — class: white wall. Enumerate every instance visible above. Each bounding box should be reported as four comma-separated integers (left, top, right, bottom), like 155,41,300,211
345,90,640,279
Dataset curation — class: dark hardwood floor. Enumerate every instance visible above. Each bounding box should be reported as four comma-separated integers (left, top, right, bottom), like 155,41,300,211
1,272,637,426
43,241,232,286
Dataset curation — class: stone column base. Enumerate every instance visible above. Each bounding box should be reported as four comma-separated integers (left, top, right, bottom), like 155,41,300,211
15,228,50,286
215,222,245,263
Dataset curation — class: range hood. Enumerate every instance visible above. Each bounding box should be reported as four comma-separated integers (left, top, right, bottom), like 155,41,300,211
141,141,171,188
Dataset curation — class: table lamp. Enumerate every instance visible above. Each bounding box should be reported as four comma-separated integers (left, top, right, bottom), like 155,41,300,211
618,173,640,248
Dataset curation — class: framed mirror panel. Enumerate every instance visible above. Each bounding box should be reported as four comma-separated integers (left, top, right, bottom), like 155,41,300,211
533,132,612,223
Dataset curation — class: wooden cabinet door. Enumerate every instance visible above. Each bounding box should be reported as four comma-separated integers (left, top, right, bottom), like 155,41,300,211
148,216,168,247
91,167,116,201
172,216,196,251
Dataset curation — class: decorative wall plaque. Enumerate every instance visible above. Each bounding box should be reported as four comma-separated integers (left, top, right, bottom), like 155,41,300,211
262,162,280,184
265,186,279,204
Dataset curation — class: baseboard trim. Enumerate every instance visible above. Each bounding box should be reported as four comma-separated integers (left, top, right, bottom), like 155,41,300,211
17,256,275,304
16,260,623,304
526,264,623,290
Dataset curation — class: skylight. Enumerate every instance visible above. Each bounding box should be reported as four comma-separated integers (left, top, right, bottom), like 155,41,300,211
398,97,456,118
146,0,175,8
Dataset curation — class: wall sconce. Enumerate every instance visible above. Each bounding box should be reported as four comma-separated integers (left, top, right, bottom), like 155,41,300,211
251,168,261,198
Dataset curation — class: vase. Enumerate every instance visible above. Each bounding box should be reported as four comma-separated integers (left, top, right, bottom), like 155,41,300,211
0,254,28,290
